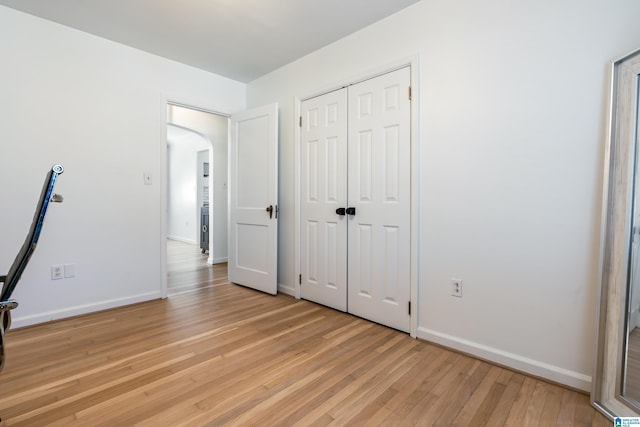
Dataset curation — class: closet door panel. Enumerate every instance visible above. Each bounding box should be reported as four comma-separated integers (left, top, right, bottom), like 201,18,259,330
347,67,411,332
300,89,348,311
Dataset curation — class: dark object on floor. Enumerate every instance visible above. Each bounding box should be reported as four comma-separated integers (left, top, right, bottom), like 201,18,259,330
0,164,64,373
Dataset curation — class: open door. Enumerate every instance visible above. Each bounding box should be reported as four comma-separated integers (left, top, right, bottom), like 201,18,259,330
228,103,278,295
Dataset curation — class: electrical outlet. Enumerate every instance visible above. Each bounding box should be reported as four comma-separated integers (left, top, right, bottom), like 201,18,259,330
64,264,76,278
51,265,63,280
451,278,462,297
143,172,153,185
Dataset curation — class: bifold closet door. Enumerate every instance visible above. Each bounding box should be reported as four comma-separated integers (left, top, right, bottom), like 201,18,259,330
299,66,411,331
300,89,348,311
347,67,411,332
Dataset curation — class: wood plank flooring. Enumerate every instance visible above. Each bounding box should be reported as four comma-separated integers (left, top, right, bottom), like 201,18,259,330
0,243,610,426
167,239,222,296
625,327,640,404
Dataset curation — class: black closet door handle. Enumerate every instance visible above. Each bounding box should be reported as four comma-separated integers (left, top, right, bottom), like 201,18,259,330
346,207,356,216
336,207,346,216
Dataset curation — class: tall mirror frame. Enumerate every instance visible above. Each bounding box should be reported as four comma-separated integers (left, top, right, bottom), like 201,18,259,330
593,47,640,418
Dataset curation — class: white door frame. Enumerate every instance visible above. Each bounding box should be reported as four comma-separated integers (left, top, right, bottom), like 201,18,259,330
294,56,421,337
160,95,231,299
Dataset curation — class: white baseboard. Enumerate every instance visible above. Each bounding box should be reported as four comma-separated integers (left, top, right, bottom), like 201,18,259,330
417,327,591,392
213,257,228,264
631,309,640,331
278,282,295,297
11,291,162,329
167,236,197,245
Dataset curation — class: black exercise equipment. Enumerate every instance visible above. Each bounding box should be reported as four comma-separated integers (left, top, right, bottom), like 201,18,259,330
0,165,64,374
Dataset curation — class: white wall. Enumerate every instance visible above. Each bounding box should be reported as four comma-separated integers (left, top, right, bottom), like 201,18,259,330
167,106,229,263
0,5,245,327
4,0,640,392
167,130,209,243
246,0,640,390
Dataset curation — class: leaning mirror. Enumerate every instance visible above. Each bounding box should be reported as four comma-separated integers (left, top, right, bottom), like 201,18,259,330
594,47,640,418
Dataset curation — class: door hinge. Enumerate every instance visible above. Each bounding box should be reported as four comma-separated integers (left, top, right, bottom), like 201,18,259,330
299,274,302,284
408,86,412,100
299,116,302,127
408,301,411,315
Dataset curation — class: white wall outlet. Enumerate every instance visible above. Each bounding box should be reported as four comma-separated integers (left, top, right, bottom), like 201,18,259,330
51,265,63,280
64,263,76,278
451,278,463,297
143,172,153,185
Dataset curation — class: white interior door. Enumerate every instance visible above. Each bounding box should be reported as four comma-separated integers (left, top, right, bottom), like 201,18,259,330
300,89,348,311
229,103,278,295
347,67,411,331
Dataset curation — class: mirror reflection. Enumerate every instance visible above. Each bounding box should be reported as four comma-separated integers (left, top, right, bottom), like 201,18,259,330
627,161,640,404
625,86,640,404
593,47,640,419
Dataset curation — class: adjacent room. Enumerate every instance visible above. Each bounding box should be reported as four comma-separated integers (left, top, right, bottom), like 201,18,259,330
1,0,639,424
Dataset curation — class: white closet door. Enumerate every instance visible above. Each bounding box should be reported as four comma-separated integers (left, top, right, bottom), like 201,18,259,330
347,67,411,332
300,89,348,311
228,103,278,295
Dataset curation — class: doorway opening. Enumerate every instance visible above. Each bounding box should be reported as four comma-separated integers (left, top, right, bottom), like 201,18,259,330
165,103,229,296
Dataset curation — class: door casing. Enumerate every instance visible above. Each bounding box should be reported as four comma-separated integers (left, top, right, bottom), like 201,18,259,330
160,97,231,299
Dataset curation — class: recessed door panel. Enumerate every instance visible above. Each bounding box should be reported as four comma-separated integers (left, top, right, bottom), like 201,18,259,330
326,137,339,202
237,116,269,209
383,225,400,303
356,224,373,297
384,125,400,202
357,130,373,202
325,222,339,289
306,139,319,202
236,223,268,273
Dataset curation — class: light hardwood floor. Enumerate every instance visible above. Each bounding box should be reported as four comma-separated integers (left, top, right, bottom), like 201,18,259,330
626,327,640,404
167,239,223,295
0,244,609,426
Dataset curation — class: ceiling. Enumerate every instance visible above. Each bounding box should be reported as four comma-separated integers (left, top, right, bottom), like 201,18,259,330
0,0,419,83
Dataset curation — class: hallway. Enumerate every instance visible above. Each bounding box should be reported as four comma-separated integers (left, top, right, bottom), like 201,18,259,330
167,239,227,296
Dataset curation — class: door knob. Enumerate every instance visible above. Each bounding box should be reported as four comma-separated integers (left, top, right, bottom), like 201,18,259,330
266,205,273,219
346,207,356,216
336,207,346,216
